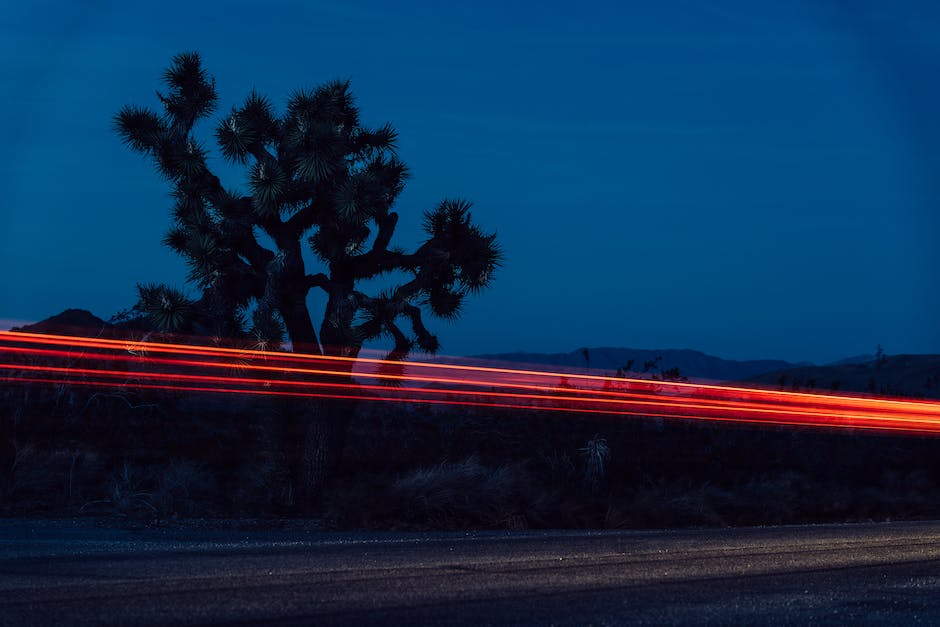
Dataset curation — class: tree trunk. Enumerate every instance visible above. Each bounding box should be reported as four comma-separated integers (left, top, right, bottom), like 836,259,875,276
279,288,359,515
297,401,352,515
280,298,320,356
286,369,357,516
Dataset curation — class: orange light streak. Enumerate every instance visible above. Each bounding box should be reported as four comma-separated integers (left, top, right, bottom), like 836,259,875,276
3,359,940,432
3,330,937,414
8,344,933,422
3,345,938,423
4,330,940,436
6,373,940,436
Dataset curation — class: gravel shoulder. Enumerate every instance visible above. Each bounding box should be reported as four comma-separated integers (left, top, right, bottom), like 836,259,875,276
3,518,940,625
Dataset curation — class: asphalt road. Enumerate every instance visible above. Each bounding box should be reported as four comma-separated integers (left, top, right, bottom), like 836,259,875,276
3,519,940,625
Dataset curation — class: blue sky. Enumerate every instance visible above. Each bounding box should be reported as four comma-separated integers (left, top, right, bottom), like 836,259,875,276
2,0,939,363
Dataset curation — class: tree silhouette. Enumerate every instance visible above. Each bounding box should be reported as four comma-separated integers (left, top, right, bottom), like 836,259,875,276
115,52,501,509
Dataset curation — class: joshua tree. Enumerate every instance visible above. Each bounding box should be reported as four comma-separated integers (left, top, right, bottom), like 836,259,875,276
115,52,501,510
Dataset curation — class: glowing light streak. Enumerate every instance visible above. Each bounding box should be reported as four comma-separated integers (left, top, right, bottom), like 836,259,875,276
5,331,940,436
5,372,940,436
0,344,932,423
3,330,937,414
3,361,940,432
11,344,932,420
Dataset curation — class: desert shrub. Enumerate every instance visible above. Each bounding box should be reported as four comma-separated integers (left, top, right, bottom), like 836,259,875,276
606,478,731,529
2,446,67,513
80,462,158,518
152,460,218,518
579,434,611,492
341,405,443,473
728,472,804,525
324,456,547,530
535,449,579,486
227,456,291,516
392,456,533,529
0,444,105,514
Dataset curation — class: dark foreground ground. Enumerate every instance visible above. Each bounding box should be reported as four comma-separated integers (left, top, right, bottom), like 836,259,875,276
2,519,940,625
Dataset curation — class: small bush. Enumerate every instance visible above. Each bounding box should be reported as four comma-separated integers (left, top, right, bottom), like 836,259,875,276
606,478,731,529
81,462,157,518
152,460,218,518
325,456,546,530
579,435,610,492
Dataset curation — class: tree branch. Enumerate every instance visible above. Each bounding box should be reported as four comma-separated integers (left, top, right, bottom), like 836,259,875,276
347,245,431,288
392,276,424,302
249,144,278,166
220,215,274,271
283,184,331,235
346,212,408,279
403,304,438,353
305,273,331,293
385,320,412,359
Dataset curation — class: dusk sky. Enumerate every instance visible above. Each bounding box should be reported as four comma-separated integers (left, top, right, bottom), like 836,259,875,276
2,0,939,363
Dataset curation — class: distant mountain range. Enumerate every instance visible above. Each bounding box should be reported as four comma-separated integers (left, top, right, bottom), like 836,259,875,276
470,347,807,382
6,310,802,381
10,309,111,335
11,310,940,398
747,355,940,399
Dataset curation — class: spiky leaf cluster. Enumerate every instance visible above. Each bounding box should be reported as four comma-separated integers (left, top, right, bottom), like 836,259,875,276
249,307,285,352
416,199,502,319
158,52,218,131
118,52,500,362
136,284,194,332
216,91,279,164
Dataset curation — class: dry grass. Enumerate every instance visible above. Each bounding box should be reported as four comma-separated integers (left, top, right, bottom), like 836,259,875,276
325,456,546,530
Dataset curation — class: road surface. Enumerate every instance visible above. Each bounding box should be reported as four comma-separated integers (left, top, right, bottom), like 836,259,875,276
2,519,940,625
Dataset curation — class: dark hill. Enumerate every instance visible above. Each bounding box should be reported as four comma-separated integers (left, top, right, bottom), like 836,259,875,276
10,309,153,339
472,347,802,381
747,354,940,399
827,354,876,366
11,309,110,335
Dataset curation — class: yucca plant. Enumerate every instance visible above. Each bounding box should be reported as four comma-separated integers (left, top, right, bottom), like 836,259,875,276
116,52,502,511
579,434,611,493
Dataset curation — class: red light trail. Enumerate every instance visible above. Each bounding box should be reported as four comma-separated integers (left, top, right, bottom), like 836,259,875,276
2,330,940,436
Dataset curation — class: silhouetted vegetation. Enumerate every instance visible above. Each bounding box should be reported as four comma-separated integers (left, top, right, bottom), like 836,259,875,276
113,52,500,510
5,345,940,530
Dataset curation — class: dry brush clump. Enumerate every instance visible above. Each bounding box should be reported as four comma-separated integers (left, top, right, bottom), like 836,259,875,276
80,462,158,518
152,460,219,518
324,456,547,530
603,478,732,529
0,370,287,517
